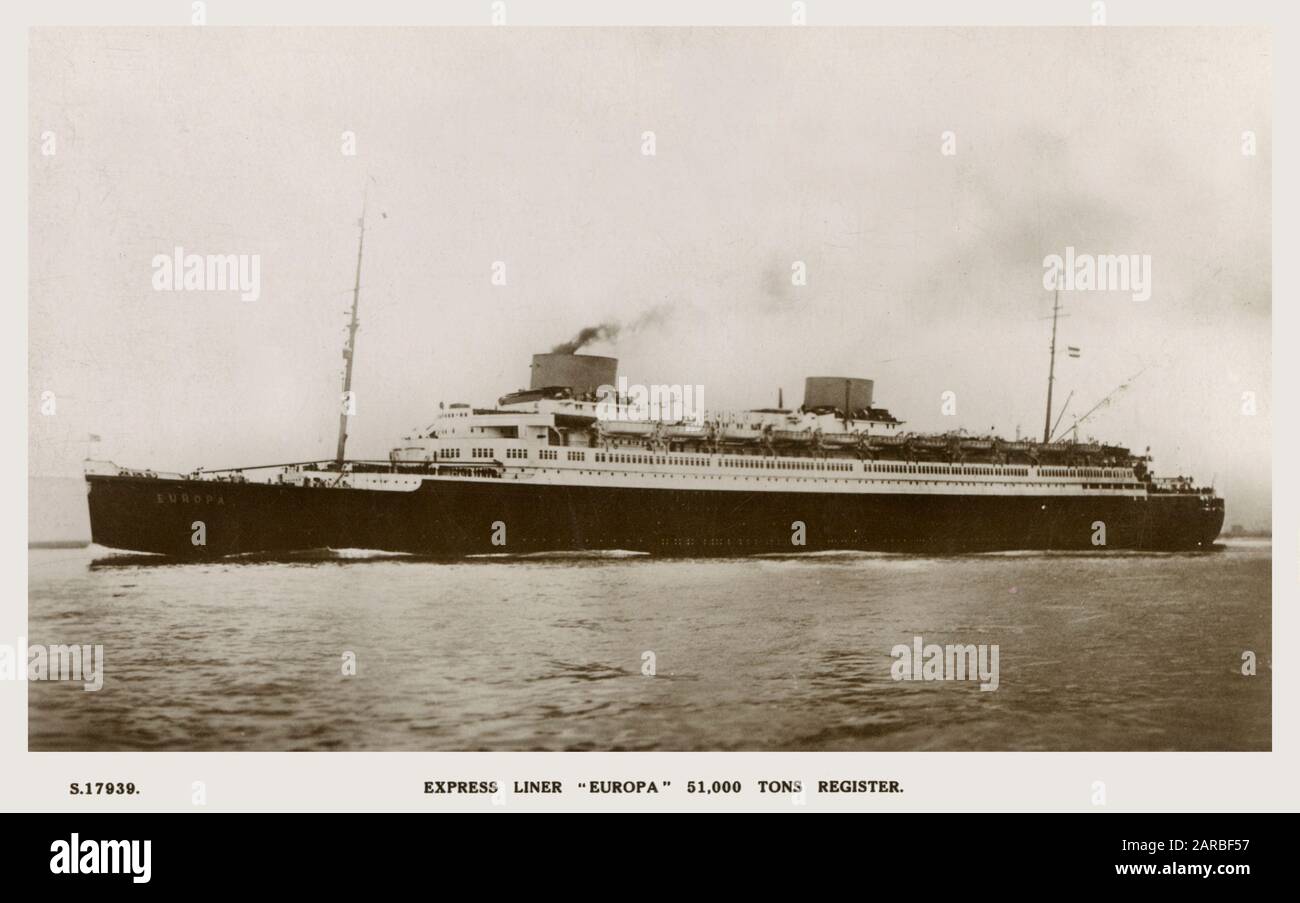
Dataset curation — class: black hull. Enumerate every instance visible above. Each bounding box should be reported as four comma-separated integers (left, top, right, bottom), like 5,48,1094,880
86,474,1225,558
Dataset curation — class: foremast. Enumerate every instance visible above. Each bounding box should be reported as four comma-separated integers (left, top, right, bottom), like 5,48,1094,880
335,202,366,467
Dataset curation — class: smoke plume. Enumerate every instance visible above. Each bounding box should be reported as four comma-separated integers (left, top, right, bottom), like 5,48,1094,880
552,323,619,354
551,304,672,354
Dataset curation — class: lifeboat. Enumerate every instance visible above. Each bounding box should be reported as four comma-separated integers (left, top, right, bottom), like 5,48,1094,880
718,425,764,444
868,434,907,447
771,429,816,446
597,420,658,438
818,432,862,448
664,422,711,441
390,447,430,463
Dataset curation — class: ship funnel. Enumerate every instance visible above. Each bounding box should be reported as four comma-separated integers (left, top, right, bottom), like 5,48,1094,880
803,376,874,415
530,353,618,397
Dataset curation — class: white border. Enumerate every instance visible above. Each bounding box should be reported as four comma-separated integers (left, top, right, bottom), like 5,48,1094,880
4,0,1291,812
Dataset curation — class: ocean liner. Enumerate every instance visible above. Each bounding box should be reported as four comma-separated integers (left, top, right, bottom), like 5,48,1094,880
83,217,1224,558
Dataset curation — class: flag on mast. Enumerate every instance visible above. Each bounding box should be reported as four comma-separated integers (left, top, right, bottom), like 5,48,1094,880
1067,346,1081,358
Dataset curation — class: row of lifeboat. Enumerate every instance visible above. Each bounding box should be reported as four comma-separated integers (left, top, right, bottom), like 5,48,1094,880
593,419,1136,465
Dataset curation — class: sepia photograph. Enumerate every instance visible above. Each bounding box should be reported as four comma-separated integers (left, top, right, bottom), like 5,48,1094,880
25,21,1270,758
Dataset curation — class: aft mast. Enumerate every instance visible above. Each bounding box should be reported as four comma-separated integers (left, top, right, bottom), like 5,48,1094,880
1042,289,1060,444
335,201,366,467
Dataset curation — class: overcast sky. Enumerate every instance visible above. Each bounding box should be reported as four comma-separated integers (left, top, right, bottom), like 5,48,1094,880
29,26,1270,533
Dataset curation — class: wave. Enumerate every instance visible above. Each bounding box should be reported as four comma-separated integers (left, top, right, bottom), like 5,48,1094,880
750,550,914,560
90,546,418,567
466,549,651,561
